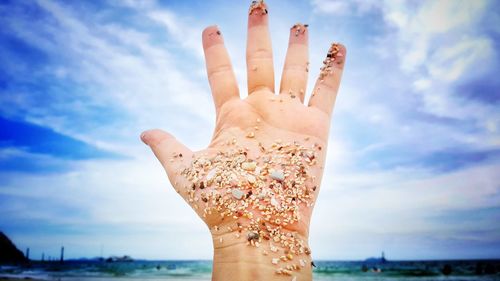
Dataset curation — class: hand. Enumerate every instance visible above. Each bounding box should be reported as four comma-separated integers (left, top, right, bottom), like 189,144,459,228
141,1,346,280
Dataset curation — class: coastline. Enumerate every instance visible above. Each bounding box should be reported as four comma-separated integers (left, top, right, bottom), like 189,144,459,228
0,276,45,281
1,259,499,280
1,277,209,281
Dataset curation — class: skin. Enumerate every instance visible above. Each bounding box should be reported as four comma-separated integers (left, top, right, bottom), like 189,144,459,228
141,1,346,280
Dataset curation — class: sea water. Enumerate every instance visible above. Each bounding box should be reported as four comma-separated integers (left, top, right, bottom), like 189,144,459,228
1,260,499,280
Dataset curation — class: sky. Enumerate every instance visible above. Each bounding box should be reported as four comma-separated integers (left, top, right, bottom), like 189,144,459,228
0,0,499,261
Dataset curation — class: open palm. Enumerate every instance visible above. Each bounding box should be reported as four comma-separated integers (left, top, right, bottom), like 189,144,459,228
141,1,345,278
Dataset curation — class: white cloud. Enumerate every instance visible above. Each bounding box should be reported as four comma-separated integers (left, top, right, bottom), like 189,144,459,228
428,37,494,82
306,1,500,259
323,0,499,152
148,10,204,58
412,78,432,92
0,156,213,259
379,0,499,128
382,0,489,72
311,0,378,15
1,0,214,153
311,0,350,14
312,161,500,259
0,1,221,257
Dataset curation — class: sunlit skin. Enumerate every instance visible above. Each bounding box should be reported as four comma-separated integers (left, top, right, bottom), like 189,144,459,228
141,1,346,280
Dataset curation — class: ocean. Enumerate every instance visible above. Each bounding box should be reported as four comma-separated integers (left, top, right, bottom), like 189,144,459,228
1,260,499,280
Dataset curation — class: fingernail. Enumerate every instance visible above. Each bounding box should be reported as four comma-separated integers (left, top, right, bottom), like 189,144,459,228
202,25,223,49
319,43,345,80
289,23,308,44
249,0,267,15
248,0,268,26
140,131,149,145
329,43,345,64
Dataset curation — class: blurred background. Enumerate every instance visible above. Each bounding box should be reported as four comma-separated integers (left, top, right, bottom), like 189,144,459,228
1,0,499,263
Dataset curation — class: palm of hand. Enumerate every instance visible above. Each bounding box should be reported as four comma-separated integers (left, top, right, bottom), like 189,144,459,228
141,1,346,244
212,90,330,147
196,90,331,234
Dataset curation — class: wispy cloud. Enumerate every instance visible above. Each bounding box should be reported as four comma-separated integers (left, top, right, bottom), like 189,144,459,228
1,0,214,151
308,0,500,259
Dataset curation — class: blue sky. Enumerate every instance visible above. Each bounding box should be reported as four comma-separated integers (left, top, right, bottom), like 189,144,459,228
0,0,499,260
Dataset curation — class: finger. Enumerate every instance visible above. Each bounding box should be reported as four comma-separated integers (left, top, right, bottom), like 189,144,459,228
308,43,347,115
202,26,239,111
141,129,193,194
279,23,309,102
246,0,274,93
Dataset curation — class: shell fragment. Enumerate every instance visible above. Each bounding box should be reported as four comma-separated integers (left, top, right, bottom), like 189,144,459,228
232,189,245,200
270,169,285,181
241,162,257,171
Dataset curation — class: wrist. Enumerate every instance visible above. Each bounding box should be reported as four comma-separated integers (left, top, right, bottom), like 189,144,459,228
210,223,313,280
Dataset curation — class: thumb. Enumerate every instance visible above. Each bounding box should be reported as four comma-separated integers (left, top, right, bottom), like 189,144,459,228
141,129,193,182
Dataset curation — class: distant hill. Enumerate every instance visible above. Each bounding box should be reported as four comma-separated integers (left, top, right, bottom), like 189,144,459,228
364,256,387,263
0,232,27,264
364,251,387,264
